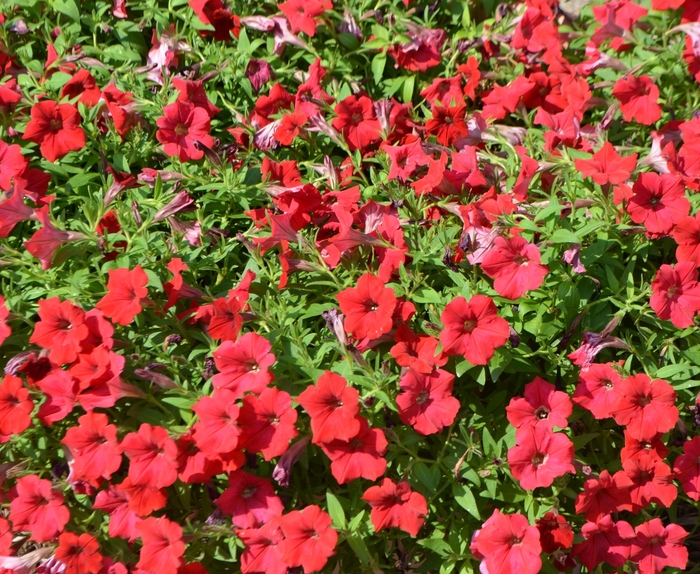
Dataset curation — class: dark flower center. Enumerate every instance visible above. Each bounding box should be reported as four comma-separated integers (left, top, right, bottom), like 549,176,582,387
444,115,453,124
638,395,651,407
351,112,364,125
533,405,550,419
531,452,548,467
49,118,63,132
416,390,430,405
241,485,257,499
56,319,72,331
667,285,679,299
463,319,477,333
175,124,189,137
648,195,661,207
602,379,614,389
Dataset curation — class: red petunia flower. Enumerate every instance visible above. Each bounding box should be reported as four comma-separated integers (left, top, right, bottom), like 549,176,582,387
0,374,33,438
650,262,700,327
572,515,636,570
0,189,35,240
278,505,338,573
136,517,185,574
237,520,287,574
22,101,86,162
619,454,677,510
93,484,142,541
121,423,179,488
387,25,446,72
0,140,26,190
630,519,688,574
481,236,549,300
396,368,460,435
320,417,387,483
156,101,214,162
36,369,79,425
274,110,308,145
612,74,662,125
362,478,428,537
212,332,276,396
331,95,381,151
238,387,298,460
173,78,221,117
61,68,101,106
25,206,87,270
10,474,70,542
278,0,332,37
575,469,633,521
673,435,700,500
390,325,446,374
297,371,360,444
672,213,700,266
470,509,542,574
61,412,122,486
381,137,431,182
29,297,89,365
507,425,575,490
189,0,241,41
620,429,669,463
96,265,149,326
626,172,689,236
336,273,397,341
611,374,678,439
506,376,572,436
439,295,510,365
573,363,624,419
535,512,574,553
425,103,468,146
216,470,284,528
575,141,638,185
192,389,242,456
55,531,103,574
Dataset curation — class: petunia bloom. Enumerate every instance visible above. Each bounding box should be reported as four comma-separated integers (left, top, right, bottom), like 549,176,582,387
630,519,688,574
22,101,86,162
396,368,460,435
96,265,149,326
673,435,700,500
507,425,575,490
575,469,633,521
612,74,662,125
362,478,428,537
610,374,678,439
650,262,700,328
506,376,572,436
481,236,549,300
278,505,338,573
156,101,214,162
10,474,70,542
626,172,689,236
336,273,397,341
320,417,387,484
575,141,638,185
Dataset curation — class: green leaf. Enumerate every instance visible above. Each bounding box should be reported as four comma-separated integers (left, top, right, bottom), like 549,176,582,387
452,483,480,519
371,53,386,85
347,533,370,564
549,229,580,244
414,462,440,491
402,75,415,103
655,363,691,379
54,0,80,21
326,491,346,529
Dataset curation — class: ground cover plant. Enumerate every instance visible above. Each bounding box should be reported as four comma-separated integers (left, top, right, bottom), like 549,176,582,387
3,0,700,572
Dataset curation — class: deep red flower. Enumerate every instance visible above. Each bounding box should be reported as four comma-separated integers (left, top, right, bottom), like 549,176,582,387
121,423,179,488
572,515,636,570
626,172,689,236
0,374,33,438
36,369,79,425
93,483,142,542
673,435,700,500
296,371,360,444
507,425,575,490
238,388,298,460
192,389,242,455
101,83,138,138
96,265,149,326
331,95,381,151
274,110,308,145
630,519,688,574
0,189,35,239
469,509,542,574
575,469,633,521
613,74,662,125
481,236,549,300
55,532,103,574
10,474,70,542
136,517,185,574
29,297,89,365
25,206,87,270
22,101,86,162
362,478,428,537
439,295,510,365
425,103,468,146
671,213,700,266
611,374,679,439
216,470,283,528
0,140,26,190
506,377,572,435
156,101,214,162
336,273,396,341
61,69,101,106
278,505,338,573
396,368,459,435
61,412,122,485
573,363,624,419
189,0,240,41
172,77,221,117
390,325,446,374
261,157,301,187
387,26,446,72
650,262,700,327
620,429,669,463
212,332,276,396
575,141,638,185
320,417,387,483
381,137,431,182
278,0,332,37
619,454,677,509
535,512,574,553
420,76,464,106
237,520,287,574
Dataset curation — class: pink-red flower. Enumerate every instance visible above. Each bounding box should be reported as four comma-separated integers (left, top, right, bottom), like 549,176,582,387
575,141,638,185
439,295,509,365
626,172,689,236
481,236,549,300
630,519,688,574
22,101,86,162
507,425,575,490
470,509,542,574
320,417,387,484
29,297,89,365
362,478,428,536
156,101,214,162
136,517,185,574
506,376,572,435
278,505,338,573
612,74,662,125
611,374,679,439
10,474,70,542
96,265,149,326
216,470,283,528
673,435,700,500
212,332,276,396
336,273,396,341
650,262,700,327
396,368,459,435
